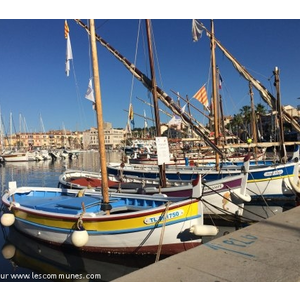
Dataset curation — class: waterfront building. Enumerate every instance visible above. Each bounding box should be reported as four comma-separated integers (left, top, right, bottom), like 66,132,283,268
82,123,125,150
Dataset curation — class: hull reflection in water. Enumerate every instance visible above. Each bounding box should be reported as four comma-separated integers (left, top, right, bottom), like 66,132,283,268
1,227,162,282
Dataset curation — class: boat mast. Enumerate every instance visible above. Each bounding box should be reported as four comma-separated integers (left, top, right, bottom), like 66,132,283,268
145,19,166,187
75,19,225,159
274,66,287,162
89,19,110,210
210,20,220,170
249,82,258,160
146,20,161,137
217,68,226,146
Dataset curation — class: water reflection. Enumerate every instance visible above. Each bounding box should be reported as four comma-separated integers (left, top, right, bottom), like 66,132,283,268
1,226,161,282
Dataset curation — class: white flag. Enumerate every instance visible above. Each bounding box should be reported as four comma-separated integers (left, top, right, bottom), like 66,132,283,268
65,20,73,77
192,19,204,42
167,115,182,126
125,120,131,134
85,78,95,103
144,110,148,128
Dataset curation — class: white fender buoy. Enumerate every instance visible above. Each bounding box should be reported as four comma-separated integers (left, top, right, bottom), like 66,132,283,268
2,244,16,259
231,191,252,203
1,213,15,227
190,224,219,236
71,230,89,247
288,177,300,195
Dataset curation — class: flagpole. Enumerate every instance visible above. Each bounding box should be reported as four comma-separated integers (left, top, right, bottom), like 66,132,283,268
89,19,110,212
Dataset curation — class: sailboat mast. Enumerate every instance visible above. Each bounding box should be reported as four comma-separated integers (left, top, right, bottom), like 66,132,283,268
249,82,258,160
89,19,110,208
145,19,166,188
145,20,161,136
274,66,287,162
211,20,220,169
75,19,225,159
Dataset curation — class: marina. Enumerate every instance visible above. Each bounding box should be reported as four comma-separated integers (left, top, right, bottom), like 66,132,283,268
1,150,299,283
1,20,300,289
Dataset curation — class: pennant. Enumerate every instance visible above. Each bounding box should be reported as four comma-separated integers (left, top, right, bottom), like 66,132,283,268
65,20,73,77
85,78,95,103
128,103,135,127
193,85,210,111
219,74,223,89
192,19,204,42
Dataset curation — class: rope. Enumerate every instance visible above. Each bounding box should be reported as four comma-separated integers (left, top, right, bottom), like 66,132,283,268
76,217,84,230
76,202,86,230
155,201,171,262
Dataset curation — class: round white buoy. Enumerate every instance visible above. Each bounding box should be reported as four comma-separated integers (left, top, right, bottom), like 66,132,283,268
71,230,89,247
2,244,16,259
1,213,15,227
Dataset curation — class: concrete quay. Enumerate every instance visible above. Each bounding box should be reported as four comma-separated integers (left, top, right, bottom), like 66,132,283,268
114,206,300,282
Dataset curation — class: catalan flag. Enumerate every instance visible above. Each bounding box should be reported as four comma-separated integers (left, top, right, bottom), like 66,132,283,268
64,20,70,39
193,85,210,111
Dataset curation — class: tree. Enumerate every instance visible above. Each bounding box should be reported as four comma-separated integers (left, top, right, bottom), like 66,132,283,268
229,113,244,139
255,103,267,140
239,105,252,132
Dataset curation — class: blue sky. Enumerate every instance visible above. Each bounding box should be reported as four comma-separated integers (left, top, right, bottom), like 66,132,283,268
1,18,300,133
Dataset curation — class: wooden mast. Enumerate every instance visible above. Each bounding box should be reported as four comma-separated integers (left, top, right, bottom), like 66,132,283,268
75,19,225,159
249,82,258,160
89,19,110,211
145,19,166,188
211,20,220,170
274,66,287,163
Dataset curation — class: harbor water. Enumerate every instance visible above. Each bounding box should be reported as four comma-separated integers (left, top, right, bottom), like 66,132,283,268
0,151,166,282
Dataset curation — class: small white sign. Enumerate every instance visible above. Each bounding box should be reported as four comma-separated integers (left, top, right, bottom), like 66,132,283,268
155,136,170,165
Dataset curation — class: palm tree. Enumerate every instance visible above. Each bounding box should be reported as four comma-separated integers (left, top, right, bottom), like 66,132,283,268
255,103,267,141
229,113,244,140
239,105,252,133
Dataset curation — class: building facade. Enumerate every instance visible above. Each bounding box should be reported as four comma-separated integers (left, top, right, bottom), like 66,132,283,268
1,122,125,151
82,122,125,150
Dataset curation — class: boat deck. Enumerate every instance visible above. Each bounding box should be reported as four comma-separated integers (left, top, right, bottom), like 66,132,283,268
11,191,173,215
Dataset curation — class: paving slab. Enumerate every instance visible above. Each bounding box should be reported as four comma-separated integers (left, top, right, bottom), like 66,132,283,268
114,206,300,282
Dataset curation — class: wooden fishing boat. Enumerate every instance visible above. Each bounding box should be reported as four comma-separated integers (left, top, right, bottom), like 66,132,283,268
1,174,220,255
128,146,267,166
58,155,251,218
107,146,300,202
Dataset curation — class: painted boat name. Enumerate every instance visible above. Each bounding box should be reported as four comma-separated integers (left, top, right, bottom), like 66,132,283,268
144,209,184,224
264,170,283,177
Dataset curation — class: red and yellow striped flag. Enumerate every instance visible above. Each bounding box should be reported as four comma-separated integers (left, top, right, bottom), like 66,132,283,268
193,85,209,111
64,20,69,39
